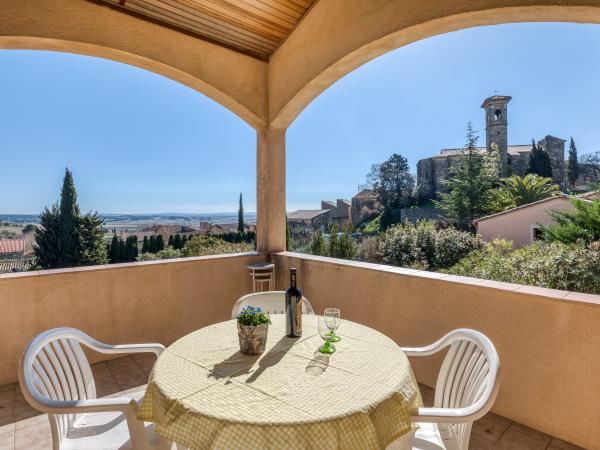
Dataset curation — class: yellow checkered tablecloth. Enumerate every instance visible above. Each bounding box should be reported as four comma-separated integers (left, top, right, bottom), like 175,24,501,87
138,315,422,449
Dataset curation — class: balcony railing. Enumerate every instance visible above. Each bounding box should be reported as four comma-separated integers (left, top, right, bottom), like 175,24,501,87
1,251,598,448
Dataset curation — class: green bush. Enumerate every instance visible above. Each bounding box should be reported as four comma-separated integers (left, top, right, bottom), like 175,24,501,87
378,221,484,270
182,235,254,257
136,246,182,261
445,239,600,294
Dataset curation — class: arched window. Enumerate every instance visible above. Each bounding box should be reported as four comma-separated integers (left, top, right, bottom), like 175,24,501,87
494,109,502,120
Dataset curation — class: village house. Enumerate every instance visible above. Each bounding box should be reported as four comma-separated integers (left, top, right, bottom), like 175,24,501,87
475,191,598,248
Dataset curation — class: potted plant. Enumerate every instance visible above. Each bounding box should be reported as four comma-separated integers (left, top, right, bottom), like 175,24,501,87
236,306,271,355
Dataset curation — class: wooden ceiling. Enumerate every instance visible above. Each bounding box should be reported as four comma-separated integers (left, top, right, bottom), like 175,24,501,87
97,0,318,60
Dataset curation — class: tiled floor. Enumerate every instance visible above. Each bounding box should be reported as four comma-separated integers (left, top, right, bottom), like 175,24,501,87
0,354,585,450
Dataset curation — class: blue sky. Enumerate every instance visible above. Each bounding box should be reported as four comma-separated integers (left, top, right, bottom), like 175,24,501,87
1,23,600,214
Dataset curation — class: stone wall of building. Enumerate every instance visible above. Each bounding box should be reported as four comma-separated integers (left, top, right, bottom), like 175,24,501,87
351,190,379,226
538,135,566,187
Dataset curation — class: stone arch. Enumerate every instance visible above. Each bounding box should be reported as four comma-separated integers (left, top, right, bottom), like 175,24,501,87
0,1,267,129
268,3,600,129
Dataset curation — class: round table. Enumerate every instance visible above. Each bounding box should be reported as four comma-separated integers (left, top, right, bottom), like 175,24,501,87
139,315,422,450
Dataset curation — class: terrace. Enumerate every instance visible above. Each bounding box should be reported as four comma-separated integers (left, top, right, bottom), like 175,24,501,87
1,1,600,449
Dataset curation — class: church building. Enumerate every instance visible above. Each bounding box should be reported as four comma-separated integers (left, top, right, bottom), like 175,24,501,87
416,95,566,201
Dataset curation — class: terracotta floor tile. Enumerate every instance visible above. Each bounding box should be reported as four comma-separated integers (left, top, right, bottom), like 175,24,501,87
469,433,496,450
91,361,113,381
14,422,52,450
548,437,586,450
495,428,548,450
473,413,512,442
14,412,48,431
0,384,15,406
95,376,121,398
0,422,13,450
0,401,14,428
508,423,552,445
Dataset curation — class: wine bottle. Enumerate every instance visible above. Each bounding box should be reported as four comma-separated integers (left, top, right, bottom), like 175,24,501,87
285,268,302,338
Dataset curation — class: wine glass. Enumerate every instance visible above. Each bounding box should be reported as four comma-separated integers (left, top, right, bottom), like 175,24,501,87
318,317,336,354
324,308,341,342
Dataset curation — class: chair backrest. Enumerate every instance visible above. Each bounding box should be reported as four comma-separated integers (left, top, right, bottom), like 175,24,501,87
18,328,98,444
434,329,500,448
231,291,315,319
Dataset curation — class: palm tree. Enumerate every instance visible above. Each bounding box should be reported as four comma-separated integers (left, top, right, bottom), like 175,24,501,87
493,174,561,210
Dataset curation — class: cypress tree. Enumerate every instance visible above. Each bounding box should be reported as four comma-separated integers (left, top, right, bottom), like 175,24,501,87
125,236,138,261
155,235,165,252
310,230,327,256
168,235,174,247
142,236,149,253
328,224,340,257
149,235,156,253
109,235,120,263
567,137,579,189
238,192,245,233
526,139,553,178
34,205,61,269
173,234,182,250
118,239,126,262
58,168,81,266
181,235,188,247
34,168,107,268
286,216,292,250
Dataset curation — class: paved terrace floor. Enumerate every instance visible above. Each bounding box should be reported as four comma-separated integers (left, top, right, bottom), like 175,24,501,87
0,354,584,450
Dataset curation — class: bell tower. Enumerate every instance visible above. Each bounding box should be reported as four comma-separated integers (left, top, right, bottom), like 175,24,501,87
482,95,511,176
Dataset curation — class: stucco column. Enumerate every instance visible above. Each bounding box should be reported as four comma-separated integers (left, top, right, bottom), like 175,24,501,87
256,127,286,253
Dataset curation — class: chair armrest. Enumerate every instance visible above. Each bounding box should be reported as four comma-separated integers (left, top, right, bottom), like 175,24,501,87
411,405,488,423
87,341,165,357
40,396,139,415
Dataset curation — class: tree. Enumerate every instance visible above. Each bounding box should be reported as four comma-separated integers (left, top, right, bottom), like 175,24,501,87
34,168,107,268
109,234,121,263
542,199,600,244
435,123,499,230
567,137,579,189
148,235,157,253
491,174,560,210
58,168,81,265
168,235,174,247
155,235,165,252
142,236,149,253
327,224,340,257
173,234,183,250
238,192,245,233
310,229,327,256
336,226,357,259
34,205,62,269
286,216,292,250
125,236,138,261
363,153,415,230
181,235,188,247
526,139,553,178
581,151,600,181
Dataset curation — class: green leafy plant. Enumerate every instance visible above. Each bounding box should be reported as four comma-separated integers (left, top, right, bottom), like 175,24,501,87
236,306,271,326
541,199,600,244
445,239,600,294
378,220,484,270
491,174,560,211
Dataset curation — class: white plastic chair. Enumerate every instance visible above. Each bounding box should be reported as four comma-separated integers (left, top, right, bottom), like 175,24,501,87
231,291,315,319
18,327,170,450
392,329,500,450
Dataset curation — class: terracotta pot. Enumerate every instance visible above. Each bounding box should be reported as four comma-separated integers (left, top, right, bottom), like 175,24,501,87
237,322,269,355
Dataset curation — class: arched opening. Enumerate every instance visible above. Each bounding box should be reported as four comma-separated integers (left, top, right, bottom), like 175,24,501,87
0,49,257,269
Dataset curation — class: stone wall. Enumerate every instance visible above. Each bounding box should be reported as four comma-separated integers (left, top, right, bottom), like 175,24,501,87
538,135,566,187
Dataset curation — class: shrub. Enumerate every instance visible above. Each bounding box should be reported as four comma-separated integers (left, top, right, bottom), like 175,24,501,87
182,235,253,257
445,239,600,294
136,246,182,261
356,236,380,263
378,220,484,270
